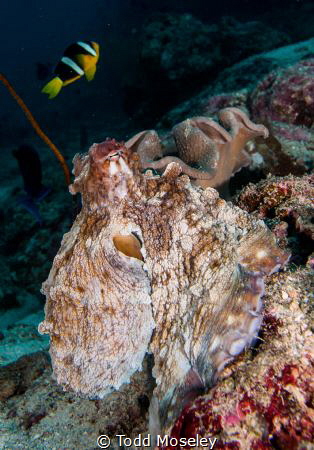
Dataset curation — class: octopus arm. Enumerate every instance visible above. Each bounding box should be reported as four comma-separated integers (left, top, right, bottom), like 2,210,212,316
126,109,268,192
39,215,155,398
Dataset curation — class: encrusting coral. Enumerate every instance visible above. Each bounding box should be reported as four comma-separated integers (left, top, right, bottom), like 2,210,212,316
38,113,288,432
126,107,268,191
237,174,314,267
162,267,314,448
250,59,314,128
237,174,314,239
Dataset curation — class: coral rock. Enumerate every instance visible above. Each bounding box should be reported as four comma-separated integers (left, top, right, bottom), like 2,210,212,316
39,137,288,431
164,267,314,448
250,59,314,128
237,174,314,265
0,351,50,401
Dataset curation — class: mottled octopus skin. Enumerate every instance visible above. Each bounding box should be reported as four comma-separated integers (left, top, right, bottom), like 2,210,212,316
126,107,268,191
38,138,288,432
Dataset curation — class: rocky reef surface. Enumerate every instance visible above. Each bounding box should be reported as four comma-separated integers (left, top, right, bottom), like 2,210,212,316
159,38,314,125
0,209,312,448
162,174,314,448
164,265,313,449
123,13,293,125
0,181,312,447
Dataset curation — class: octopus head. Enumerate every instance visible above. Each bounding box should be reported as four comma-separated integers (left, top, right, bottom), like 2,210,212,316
89,138,133,177
70,138,141,208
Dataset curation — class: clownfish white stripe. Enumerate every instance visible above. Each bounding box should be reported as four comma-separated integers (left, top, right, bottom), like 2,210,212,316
77,41,97,56
61,57,84,75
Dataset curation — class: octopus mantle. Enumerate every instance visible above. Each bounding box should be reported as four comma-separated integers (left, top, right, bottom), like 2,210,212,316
39,139,288,431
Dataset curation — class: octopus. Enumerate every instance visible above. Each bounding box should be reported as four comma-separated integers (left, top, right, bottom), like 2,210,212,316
38,109,289,433
126,107,268,192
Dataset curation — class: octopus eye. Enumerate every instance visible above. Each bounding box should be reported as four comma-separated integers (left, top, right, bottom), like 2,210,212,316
113,233,143,261
108,151,122,159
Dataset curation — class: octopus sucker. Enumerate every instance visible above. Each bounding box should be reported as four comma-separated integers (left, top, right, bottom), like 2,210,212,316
39,124,289,433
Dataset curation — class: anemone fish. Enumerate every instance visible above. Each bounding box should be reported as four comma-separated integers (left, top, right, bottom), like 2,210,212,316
41,41,100,99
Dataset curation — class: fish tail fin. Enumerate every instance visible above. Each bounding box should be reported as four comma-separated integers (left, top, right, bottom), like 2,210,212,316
41,77,63,99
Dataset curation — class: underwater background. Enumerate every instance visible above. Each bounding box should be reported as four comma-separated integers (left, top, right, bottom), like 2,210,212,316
0,0,313,448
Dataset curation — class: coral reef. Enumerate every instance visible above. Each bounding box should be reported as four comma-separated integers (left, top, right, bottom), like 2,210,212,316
250,60,314,127
0,348,154,448
141,13,220,82
0,352,50,402
127,107,268,191
163,266,314,448
249,60,314,174
141,14,289,84
217,16,290,66
124,13,290,124
237,174,314,265
200,91,249,118
1,7,314,449
38,135,288,431
1,267,312,448
212,38,314,95
0,170,72,312
158,38,314,128
156,45,314,181
0,311,49,366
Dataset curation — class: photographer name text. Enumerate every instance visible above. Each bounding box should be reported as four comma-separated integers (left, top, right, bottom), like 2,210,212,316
97,433,217,448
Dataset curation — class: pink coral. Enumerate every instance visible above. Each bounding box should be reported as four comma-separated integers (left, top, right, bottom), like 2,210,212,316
162,267,314,449
237,174,314,267
237,174,314,241
250,60,314,127
201,91,248,117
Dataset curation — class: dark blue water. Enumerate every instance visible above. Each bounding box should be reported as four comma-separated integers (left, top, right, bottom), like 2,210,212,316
1,0,312,143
